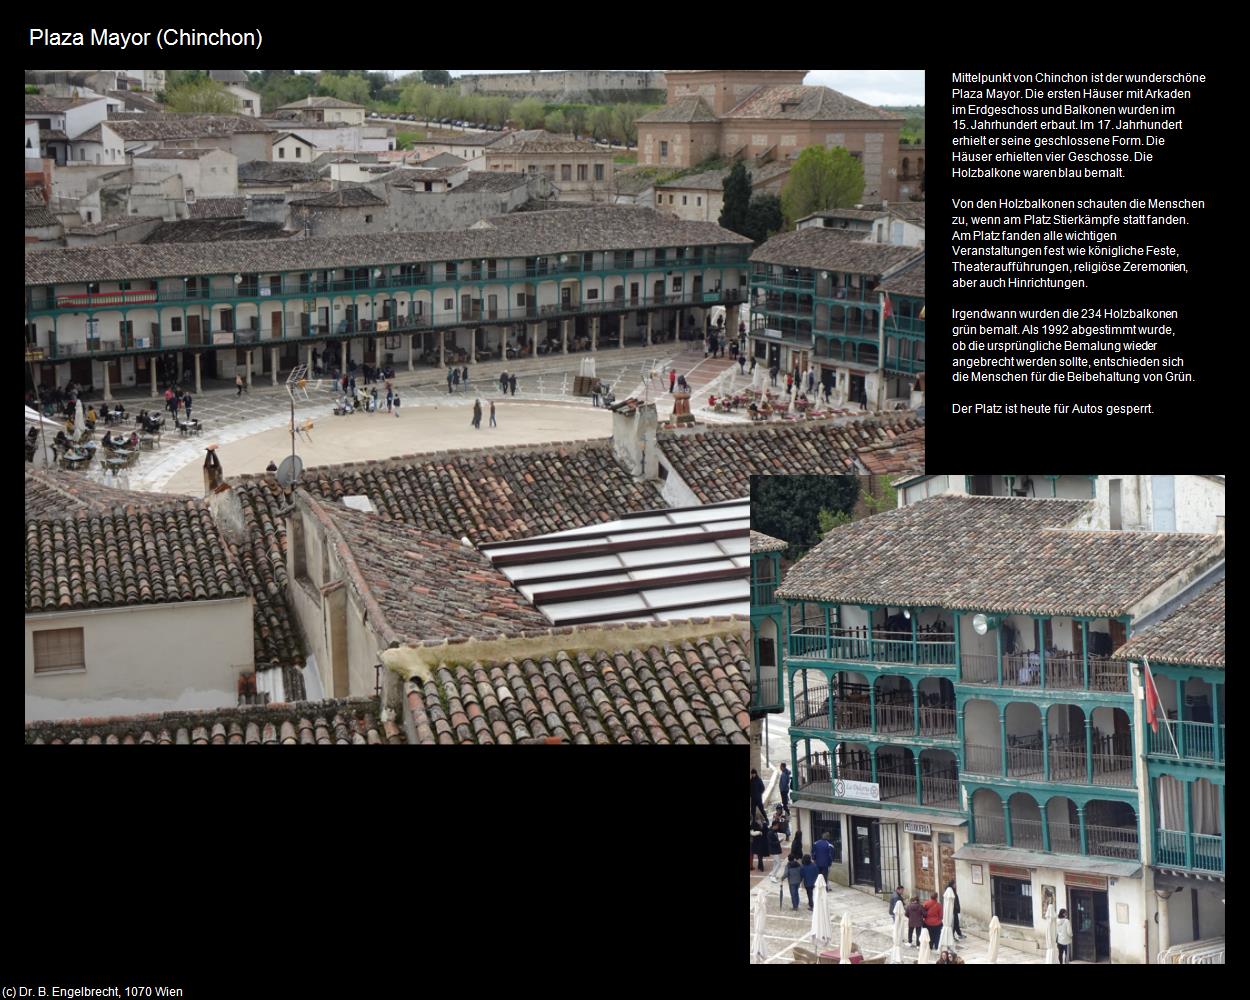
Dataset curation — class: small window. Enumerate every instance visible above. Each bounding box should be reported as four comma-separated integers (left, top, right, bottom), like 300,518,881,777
516,292,525,307
577,164,587,181
33,628,85,673
594,163,604,182
295,147,302,159
444,298,454,310
672,277,683,291
682,195,687,205
660,140,668,158
561,164,572,181
170,317,182,332
278,147,286,159
365,215,373,224
587,289,599,300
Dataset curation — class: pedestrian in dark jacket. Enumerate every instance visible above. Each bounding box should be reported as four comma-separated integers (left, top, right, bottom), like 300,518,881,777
889,885,906,919
386,387,393,414
447,368,455,394
461,366,469,388
946,880,964,939
778,762,791,812
906,897,925,946
812,832,835,884
751,821,768,872
785,856,804,910
750,769,767,823
766,824,782,858
509,373,517,396
489,400,496,428
923,893,943,949
472,398,482,429
799,854,819,910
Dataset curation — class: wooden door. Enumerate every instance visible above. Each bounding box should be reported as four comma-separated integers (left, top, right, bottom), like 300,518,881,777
187,314,201,345
938,834,956,888
913,837,935,894
271,310,283,340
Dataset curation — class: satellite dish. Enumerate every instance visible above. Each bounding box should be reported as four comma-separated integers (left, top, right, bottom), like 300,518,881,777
275,455,304,487
972,613,989,636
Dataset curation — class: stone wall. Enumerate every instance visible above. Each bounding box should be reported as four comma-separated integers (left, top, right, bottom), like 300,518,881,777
459,70,665,102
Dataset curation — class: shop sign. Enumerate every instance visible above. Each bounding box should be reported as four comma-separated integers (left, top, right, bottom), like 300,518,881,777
904,821,932,836
834,778,879,802
763,328,782,339
1064,872,1108,890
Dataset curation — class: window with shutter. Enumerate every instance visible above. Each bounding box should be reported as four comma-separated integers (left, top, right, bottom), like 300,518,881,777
33,628,85,673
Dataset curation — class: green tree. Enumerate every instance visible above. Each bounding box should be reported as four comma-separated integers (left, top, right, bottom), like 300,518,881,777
565,105,587,137
590,106,614,141
258,71,315,113
486,96,512,127
317,72,370,106
167,70,206,90
514,97,546,129
780,146,865,225
816,508,853,535
166,78,235,114
743,192,784,243
545,109,567,135
752,476,861,555
25,84,40,94
422,69,453,87
718,161,751,235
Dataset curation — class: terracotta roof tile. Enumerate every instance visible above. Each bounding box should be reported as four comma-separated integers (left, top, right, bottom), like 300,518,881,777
723,85,904,122
1113,578,1225,667
750,530,788,553
777,495,1227,617
25,698,402,745
751,228,922,274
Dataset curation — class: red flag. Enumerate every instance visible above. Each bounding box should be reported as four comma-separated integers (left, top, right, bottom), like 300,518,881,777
882,292,894,319
1144,665,1161,733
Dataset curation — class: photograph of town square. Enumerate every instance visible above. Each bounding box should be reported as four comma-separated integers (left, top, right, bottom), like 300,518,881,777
23,69,925,743
749,475,1224,964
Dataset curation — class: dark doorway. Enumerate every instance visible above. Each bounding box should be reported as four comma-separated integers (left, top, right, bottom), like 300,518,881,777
1070,889,1110,962
848,373,866,406
991,876,1033,926
850,817,876,888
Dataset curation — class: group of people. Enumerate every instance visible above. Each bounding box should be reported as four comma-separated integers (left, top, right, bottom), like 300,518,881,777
337,383,401,416
161,386,194,420
667,370,691,394
469,398,496,429
890,883,965,949
497,371,519,396
446,366,472,393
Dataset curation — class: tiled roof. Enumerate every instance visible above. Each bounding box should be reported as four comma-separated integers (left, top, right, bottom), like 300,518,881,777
26,206,749,285
230,479,304,669
724,85,903,122
40,129,69,142
65,216,161,236
799,207,886,223
273,132,317,146
636,97,720,124
289,187,386,208
301,494,551,644
24,469,191,519
657,415,926,504
25,498,250,614
106,114,274,140
413,133,500,147
26,188,46,207
405,630,751,744
887,201,926,224
238,160,321,185
856,424,925,475
209,69,249,84
1113,578,1225,668
74,125,105,143
297,441,668,545
879,257,925,298
487,130,609,155
656,160,792,192
133,147,223,159
420,152,467,168
751,229,923,275
750,531,788,553
25,698,404,744
107,90,165,112
26,95,100,114
277,96,366,110
777,495,1227,616
452,171,529,193
187,197,246,219
142,219,294,244
26,206,61,228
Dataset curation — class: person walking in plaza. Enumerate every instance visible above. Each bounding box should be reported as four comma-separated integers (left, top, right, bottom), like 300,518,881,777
489,400,496,428
906,896,925,947
669,368,677,393
923,892,943,949
750,820,769,873
812,831,835,885
509,373,517,396
386,386,393,414
785,855,804,911
770,805,789,843
461,366,469,390
769,364,779,387
471,398,482,429
236,373,246,396
1056,908,1073,964
946,879,965,940
591,380,601,407
499,370,509,395
183,393,192,421
799,854,819,910
778,762,791,813
370,387,379,413
392,391,400,417
750,769,767,823
447,367,455,394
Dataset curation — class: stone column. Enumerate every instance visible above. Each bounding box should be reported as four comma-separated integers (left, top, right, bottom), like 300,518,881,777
618,319,624,350
408,334,415,372
438,332,445,368
590,317,598,352
305,343,313,374
1154,890,1173,961
561,319,568,354
246,351,253,388
531,322,540,357
271,347,279,386
646,312,653,346
194,353,202,394
103,363,112,401
470,331,477,364
149,359,157,398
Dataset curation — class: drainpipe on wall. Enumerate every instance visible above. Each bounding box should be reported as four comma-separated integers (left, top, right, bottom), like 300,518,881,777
1132,661,1154,962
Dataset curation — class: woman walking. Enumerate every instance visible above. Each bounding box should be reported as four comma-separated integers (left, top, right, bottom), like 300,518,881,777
471,398,482,429
1056,908,1073,964
393,391,400,417
785,855,803,911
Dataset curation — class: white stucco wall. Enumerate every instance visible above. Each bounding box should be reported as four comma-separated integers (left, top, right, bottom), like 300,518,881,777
25,597,255,721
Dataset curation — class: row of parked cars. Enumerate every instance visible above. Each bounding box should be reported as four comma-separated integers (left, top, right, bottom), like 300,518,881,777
369,113,505,130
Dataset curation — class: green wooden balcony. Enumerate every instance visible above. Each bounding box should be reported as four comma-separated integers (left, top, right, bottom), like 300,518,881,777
1147,721,1224,764
1154,829,1224,874
788,625,956,667
751,581,778,607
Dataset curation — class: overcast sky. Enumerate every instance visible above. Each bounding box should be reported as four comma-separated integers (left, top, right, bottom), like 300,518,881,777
371,70,925,106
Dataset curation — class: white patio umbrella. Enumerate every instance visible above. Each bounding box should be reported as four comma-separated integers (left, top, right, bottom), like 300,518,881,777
810,875,833,957
917,931,932,964
889,900,906,963
938,885,956,953
1044,903,1059,964
751,886,768,964
74,398,86,440
986,915,1001,964
839,911,853,965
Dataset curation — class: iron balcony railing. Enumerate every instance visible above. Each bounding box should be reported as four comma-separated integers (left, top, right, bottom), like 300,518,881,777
1155,829,1224,874
874,701,914,734
750,668,781,713
796,751,834,798
1086,823,1139,860
877,770,916,804
792,681,830,730
1148,721,1225,763
921,773,960,809
786,626,955,666
918,705,957,736
972,817,1136,859
959,651,1128,692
